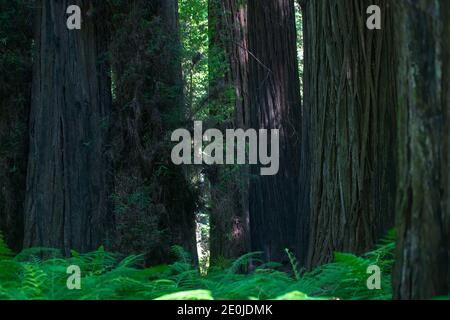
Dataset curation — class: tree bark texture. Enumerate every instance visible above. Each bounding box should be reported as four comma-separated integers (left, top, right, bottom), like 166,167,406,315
24,0,112,254
302,0,396,268
393,0,450,300
248,0,302,262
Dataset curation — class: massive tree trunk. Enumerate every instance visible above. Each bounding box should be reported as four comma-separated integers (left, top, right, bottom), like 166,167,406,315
302,0,396,268
247,0,301,262
207,0,250,263
393,0,450,300
110,0,198,264
24,0,112,254
0,0,33,251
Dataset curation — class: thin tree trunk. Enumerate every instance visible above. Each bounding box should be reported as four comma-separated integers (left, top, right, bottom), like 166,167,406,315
248,0,301,262
302,0,396,268
24,0,112,254
393,0,450,299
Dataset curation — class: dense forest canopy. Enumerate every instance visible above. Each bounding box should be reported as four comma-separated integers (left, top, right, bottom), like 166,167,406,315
0,0,449,301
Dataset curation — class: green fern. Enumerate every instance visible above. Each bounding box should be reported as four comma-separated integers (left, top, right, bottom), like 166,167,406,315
285,248,302,281
0,231,400,300
21,263,47,299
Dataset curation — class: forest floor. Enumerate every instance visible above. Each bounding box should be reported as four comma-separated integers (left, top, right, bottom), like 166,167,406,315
0,232,398,300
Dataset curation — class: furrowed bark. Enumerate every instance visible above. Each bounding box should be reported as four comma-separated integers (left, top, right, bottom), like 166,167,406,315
302,0,396,268
24,0,112,254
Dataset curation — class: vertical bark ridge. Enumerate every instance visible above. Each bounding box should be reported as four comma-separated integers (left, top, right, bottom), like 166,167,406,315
303,0,396,268
24,0,112,254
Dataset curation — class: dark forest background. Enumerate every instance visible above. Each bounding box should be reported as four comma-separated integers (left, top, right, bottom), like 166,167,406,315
0,0,449,300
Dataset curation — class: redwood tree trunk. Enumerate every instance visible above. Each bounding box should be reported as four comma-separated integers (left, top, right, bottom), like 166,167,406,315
223,0,250,130
207,0,250,263
110,0,198,264
24,0,112,254
393,0,450,300
248,0,301,262
302,0,396,268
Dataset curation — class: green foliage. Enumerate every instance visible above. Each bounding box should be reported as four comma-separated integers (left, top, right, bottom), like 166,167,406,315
155,290,214,300
111,184,165,260
274,291,324,300
112,187,153,215
294,1,304,97
0,233,13,261
0,232,397,300
285,248,302,281
298,230,396,300
179,0,209,113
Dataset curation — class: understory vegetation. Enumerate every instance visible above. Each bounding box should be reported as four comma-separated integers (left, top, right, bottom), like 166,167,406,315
0,231,394,300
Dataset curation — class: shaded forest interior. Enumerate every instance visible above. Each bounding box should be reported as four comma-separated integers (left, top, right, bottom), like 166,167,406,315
0,0,449,300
